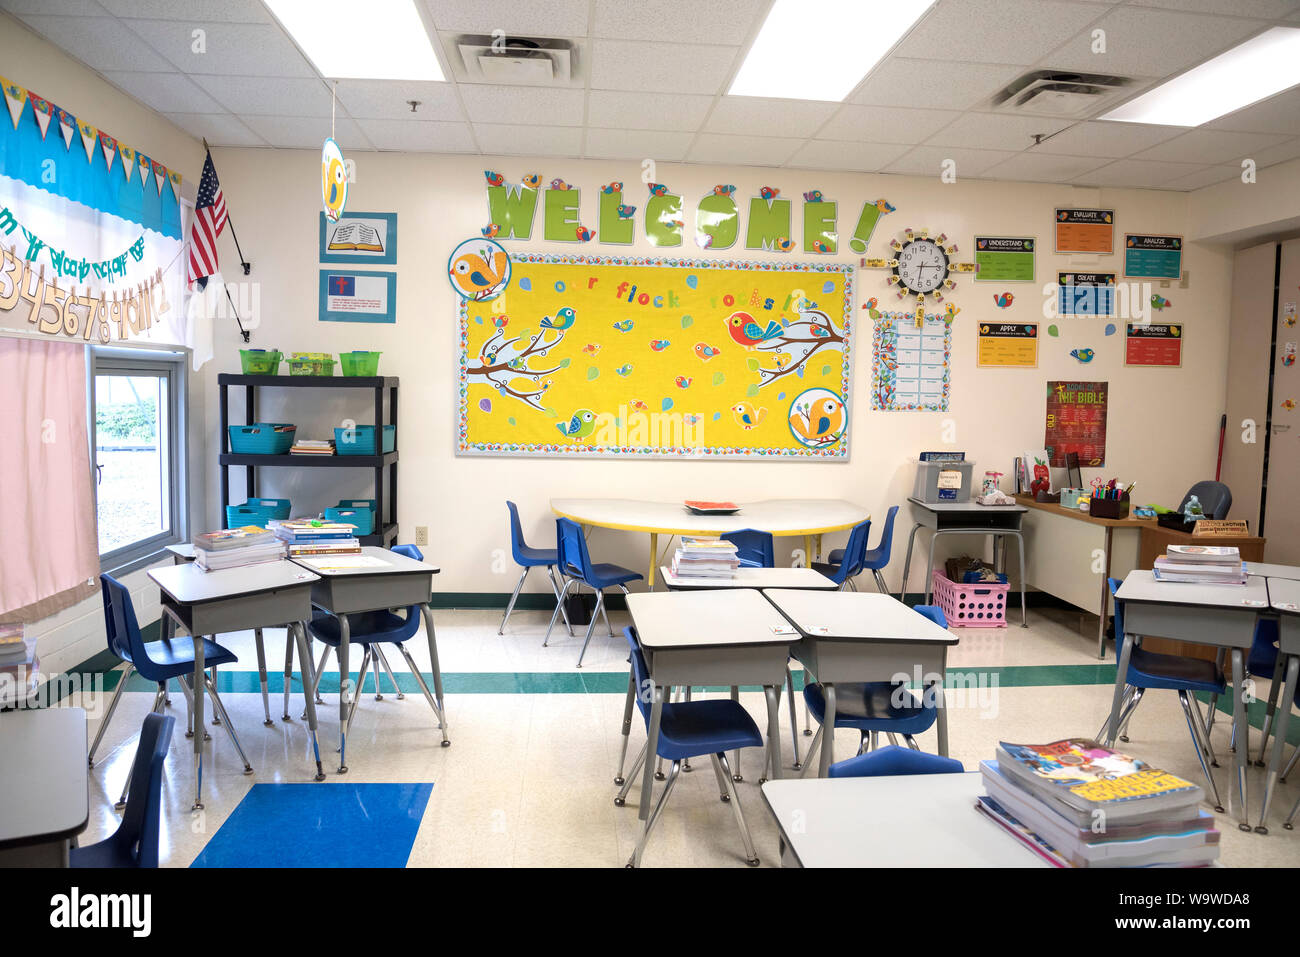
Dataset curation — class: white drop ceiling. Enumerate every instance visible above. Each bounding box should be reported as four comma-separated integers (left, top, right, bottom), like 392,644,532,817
4,0,1300,190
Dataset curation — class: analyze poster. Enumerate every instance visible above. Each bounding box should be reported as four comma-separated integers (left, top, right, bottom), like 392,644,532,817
1045,380,1108,467
1123,234,1182,280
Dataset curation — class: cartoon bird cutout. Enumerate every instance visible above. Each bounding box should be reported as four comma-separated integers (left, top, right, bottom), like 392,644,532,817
675,376,693,389
993,292,1014,308
540,306,576,330
481,223,500,238
601,181,624,193
484,170,504,187
649,339,671,352
648,183,669,196
612,319,634,332
549,178,572,190
1070,348,1096,363
575,226,596,242
713,184,736,196
693,343,721,361
731,402,767,430
615,364,634,376
775,237,795,252
863,297,883,320
582,343,601,356
790,397,844,444
492,315,509,328
617,205,637,219
449,245,510,300
773,353,792,370
321,138,348,223
683,414,702,426
556,409,597,441
804,190,824,202
1282,352,1295,368
811,240,830,253
522,173,541,189
944,303,961,321
1151,294,1172,310
726,310,784,347
874,199,896,214
1283,399,1296,412
760,186,780,200
630,400,649,413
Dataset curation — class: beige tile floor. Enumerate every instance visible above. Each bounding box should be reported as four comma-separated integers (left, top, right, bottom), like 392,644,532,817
73,606,1300,867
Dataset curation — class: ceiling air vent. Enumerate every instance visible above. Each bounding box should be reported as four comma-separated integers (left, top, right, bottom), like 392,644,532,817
449,34,581,86
992,70,1136,118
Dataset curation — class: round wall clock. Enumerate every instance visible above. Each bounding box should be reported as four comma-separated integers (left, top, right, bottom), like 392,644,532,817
861,227,979,326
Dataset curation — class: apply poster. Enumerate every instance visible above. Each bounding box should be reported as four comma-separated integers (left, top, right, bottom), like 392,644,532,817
457,254,855,459
1045,380,1108,467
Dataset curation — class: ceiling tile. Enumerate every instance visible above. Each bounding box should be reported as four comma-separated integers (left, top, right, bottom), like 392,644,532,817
98,0,270,21
893,0,1104,64
1206,88,1300,136
980,151,1110,182
587,90,714,131
1250,136,1300,168
13,14,174,71
1041,7,1267,78
705,98,839,138
458,84,585,126
926,111,1070,150
591,39,738,94
334,80,463,121
685,133,804,166
355,119,475,152
473,123,582,156
1130,128,1290,164
1033,120,1187,157
1074,157,1208,188
240,114,368,150
851,58,1027,110
0,0,106,14
1163,165,1242,190
162,111,266,147
818,106,959,144
884,145,1018,177
584,128,692,162
591,0,766,42
786,140,913,173
1129,0,1299,17
102,70,223,113
422,0,590,36
191,75,333,116
125,19,316,77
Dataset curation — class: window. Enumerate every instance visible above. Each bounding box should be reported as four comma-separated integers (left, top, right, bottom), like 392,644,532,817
91,348,187,571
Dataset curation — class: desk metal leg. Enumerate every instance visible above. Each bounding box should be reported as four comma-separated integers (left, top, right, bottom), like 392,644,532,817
1231,648,1250,831
614,671,636,786
253,628,272,727
290,621,326,782
634,684,666,857
899,523,921,601
786,669,801,771
1012,531,1028,628
1257,654,1298,833
936,651,950,757
729,685,744,782
337,615,350,774
418,605,451,746
924,531,939,604
190,628,206,811
1106,631,1135,745
803,535,813,568
762,683,783,782
818,683,837,777
647,533,658,591
1097,526,1113,658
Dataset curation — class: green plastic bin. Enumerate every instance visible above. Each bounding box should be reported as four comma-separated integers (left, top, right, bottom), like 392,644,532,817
339,351,382,377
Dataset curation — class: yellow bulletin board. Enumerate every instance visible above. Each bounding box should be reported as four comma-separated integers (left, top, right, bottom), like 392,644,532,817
456,254,855,459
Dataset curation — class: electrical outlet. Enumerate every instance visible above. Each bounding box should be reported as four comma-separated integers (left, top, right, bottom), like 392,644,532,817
415,526,428,546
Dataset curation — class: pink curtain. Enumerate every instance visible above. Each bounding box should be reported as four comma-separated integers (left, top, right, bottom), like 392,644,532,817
0,337,98,620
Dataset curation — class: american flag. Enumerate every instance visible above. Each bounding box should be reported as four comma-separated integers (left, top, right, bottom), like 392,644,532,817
187,151,227,289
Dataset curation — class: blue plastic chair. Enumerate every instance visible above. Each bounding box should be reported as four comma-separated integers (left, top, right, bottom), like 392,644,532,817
800,605,948,772
499,501,572,636
544,518,643,667
812,519,870,590
830,506,899,594
828,743,964,779
306,544,447,741
616,627,763,867
90,574,250,804
72,713,174,868
1095,577,1227,811
721,528,774,568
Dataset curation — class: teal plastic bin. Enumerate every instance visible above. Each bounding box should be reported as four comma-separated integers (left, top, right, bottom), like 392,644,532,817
334,425,395,456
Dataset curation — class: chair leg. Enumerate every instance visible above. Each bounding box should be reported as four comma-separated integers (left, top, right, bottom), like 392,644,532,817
374,645,405,700
1284,790,1300,830
204,674,253,774
1281,742,1300,783
599,588,615,638
1096,685,1133,741
253,628,272,727
873,569,888,594
1204,649,1226,736
716,752,760,866
628,759,681,868
543,578,574,647
177,673,207,741
1179,690,1224,813
88,662,134,767
1254,658,1285,766
344,649,371,737
615,670,637,786
310,644,332,707
800,724,824,777
615,743,647,806
785,669,801,771
886,731,900,747
371,649,385,701
550,566,574,636
114,684,168,809
904,734,920,750
395,643,446,731
1117,687,1145,743
498,566,530,635
869,730,880,752
576,591,604,669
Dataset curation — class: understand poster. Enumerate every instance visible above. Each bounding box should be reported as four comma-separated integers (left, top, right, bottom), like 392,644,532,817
1058,271,1116,317
457,254,854,459
974,236,1035,283
318,269,396,323
977,322,1038,367
1045,380,1108,467
1123,234,1182,280
1054,208,1114,255
871,311,952,411
1125,322,1183,366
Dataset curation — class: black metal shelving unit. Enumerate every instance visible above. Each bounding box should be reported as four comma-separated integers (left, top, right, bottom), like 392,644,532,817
217,373,400,547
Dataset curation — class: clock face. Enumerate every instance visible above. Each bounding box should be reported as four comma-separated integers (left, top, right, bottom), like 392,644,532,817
895,239,949,294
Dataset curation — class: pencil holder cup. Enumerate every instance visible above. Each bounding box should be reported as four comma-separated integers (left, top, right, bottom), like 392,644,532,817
1089,492,1130,520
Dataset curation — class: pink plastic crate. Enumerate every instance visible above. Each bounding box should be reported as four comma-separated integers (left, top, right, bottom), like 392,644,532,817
930,570,1008,628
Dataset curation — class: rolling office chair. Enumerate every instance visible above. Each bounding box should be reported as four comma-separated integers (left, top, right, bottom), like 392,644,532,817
1178,481,1232,520
544,517,642,667
499,501,573,636
721,528,775,569
811,520,871,590
90,574,251,807
616,627,764,868
72,713,174,868
828,743,964,779
827,505,899,595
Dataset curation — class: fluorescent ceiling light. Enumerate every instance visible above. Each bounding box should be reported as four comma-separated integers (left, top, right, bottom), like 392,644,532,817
264,0,444,82
729,0,934,101
1101,27,1300,127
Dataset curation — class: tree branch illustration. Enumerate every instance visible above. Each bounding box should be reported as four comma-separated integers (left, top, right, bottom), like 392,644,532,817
754,308,846,388
465,327,567,412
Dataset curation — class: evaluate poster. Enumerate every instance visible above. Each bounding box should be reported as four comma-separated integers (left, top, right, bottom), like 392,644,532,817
976,322,1038,367
1045,380,1107,467
1054,208,1114,255
974,236,1035,283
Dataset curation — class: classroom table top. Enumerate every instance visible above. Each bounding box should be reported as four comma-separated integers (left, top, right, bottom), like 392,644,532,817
658,566,838,590
165,542,197,561
1115,569,1270,610
907,496,1027,515
288,545,440,577
0,708,88,850
1267,577,1300,615
149,559,319,604
625,590,798,651
551,498,869,537
761,589,959,644
761,772,1047,868
1246,562,1300,581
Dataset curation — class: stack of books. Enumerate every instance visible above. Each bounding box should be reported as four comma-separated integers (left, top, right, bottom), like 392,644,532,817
192,525,287,572
670,537,740,580
269,518,362,557
0,622,38,706
978,738,1219,868
1152,544,1245,584
290,438,335,455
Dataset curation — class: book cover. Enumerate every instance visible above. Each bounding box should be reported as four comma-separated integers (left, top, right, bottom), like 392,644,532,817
997,739,1200,809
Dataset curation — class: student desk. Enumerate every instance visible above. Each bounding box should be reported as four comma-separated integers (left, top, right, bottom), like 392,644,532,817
898,497,1028,627
1245,562,1300,580
1257,576,1300,833
1110,570,1269,832
761,772,1046,868
289,547,448,773
0,708,88,867
659,566,838,590
624,590,795,865
551,498,869,589
149,560,323,809
761,589,959,777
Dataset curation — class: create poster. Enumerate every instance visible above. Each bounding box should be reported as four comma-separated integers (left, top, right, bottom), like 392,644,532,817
974,236,1035,283
1058,271,1116,317
1123,234,1182,280
1125,322,1182,366
319,211,397,265
976,322,1038,367
1054,208,1114,255
1045,380,1108,467
871,311,952,411
456,254,854,459
318,269,396,323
